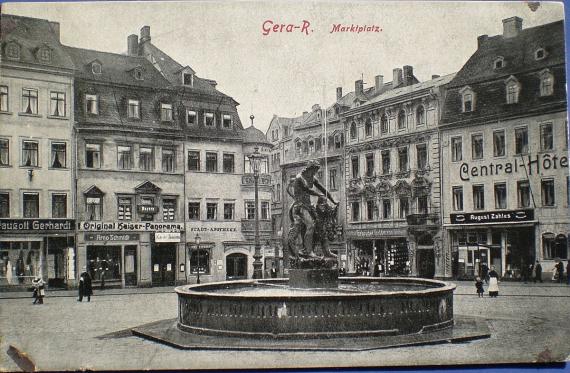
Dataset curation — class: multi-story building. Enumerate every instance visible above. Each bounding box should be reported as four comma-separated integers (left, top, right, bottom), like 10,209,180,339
342,67,454,278
440,17,568,280
0,15,76,289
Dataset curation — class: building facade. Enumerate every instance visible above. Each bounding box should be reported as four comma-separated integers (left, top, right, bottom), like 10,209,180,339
0,15,76,289
440,17,568,280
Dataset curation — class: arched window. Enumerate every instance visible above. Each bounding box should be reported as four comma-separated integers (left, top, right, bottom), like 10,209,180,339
494,56,505,69
365,118,372,137
350,121,357,139
397,110,406,130
459,86,475,113
308,139,314,154
295,140,302,155
380,114,389,134
416,105,425,126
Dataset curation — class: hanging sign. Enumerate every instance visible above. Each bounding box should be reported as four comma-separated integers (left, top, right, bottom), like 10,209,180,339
450,209,534,224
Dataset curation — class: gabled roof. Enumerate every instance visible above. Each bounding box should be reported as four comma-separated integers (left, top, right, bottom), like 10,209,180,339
135,181,161,194
84,185,104,196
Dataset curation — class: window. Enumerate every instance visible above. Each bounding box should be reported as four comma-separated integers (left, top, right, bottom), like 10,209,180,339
517,181,531,208
452,186,463,211
471,134,483,160
329,169,337,190
334,134,342,149
397,110,406,130
190,249,209,274
187,110,197,125
22,89,38,115
51,194,66,218
535,48,546,60
542,234,568,260
540,123,553,151
6,43,20,60
315,137,321,152
134,68,143,80
85,94,98,115
473,185,485,210
0,86,8,112
366,200,375,220
162,199,175,221
382,199,391,219
398,147,408,172
541,179,555,206
381,150,390,175
22,141,38,167
283,126,290,137
416,144,427,170
494,57,504,69
493,130,505,157
204,112,215,126
275,184,281,202
365,153,374,177
351,156,359,178
206,203,217,220
223,153,234,173
51,142,66,168
162,148,175,172
50,92,66,117
117,145,132,169
188,151,200,171
365,119,372,137
91,62,102,75
23,193,39,218
417,196,428,214
399,197,409,219
416,106,425,126
86,143,101,169
183,73,193,86
222,114,232,128
223,203,234,220
188,202,200,220
350,122,357,139
451,137,462,162
261,201,270,220
506,81,519,104
86,196,102,221
245,201,256,220
139,146,153,171
0,139,9,166
160,103,172,122
308,140,314,154
494,183,507,209
380,114,389,134
515,127,528,155
206,152,218,172
351,201,360,221
128,99,140,119
460,86,475,112
117,197,133,220
0,193,9,218
540,72,554,96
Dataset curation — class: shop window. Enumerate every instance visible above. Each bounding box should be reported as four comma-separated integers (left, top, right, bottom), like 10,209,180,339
22,88,38,115
0,139,8,166
190,249,210,274
416,105,425,126
52,194,67,218
223,203,234,220
139,146,154,171
350,122,357,139
543,234,568,260
494,183,507,209
517,181,531,208
329,169,337,191
160,103,172,122
87,247,122,282
540,123,553,151
416,143,427,170
162,199,175,221
162,148,175,173
22,141,38,167
382,199,392,219
541,179,555,206
382,150,390,174
351,201,360,221
188,151,200,171
86,196,102,221
86,143,101,169
417,196,428,214
222,114,232,128
117,145,132,169
514,127,528,155
187,110,197,125
127,99,140,119
451,137,462,162
365,153,374,177
0,86,8,112
493,130,505,157
223,153,234,173
399,197,409,219
365,119,372,137
117,197,132,220
473,185,485,210
398,147,408,172
471,134,483,160
245,201,255,220
206,152,217,172
50,92,66,117
351,156,359,178
0,193,9,218
397,110,406,130
366,200,375,220
204,112,215,127
261,201,270,220
86,94,98,115
206,203,217,220
452,186,463,211
188,202,200,220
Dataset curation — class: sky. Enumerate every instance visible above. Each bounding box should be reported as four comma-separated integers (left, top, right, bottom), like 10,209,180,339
4,1,565,133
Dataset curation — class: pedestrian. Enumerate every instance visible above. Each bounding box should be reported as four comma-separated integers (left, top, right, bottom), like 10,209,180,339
566,261,570,285
31,277,45,304
534,260,543,283
556,260,564,284
78,267,93,302
475,276,484,298
481,263,489,284
270,263,277,279
488,266,500,297
373,261,380,277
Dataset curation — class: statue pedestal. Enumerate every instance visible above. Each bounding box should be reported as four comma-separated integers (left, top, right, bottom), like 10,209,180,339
289,269,338,289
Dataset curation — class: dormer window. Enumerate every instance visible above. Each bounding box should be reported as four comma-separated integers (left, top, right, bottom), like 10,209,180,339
5,42,20,60
505,76,520,104
134,68,143,80
92,62,102,75
494,57,505,69
204,112,215,127
539,69,554,97
38,46,51,63
160,103,172,122
222,114,232,129
459,86,475,113
535,48,546,60
183,73,193,86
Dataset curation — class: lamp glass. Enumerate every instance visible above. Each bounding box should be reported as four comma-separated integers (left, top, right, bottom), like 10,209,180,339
195,234,201,245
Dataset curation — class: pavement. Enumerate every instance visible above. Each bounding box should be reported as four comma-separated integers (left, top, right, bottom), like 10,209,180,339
0,280,569,371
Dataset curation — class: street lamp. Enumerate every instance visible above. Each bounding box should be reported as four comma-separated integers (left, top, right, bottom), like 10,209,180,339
249,142,263,279
195,233,201,284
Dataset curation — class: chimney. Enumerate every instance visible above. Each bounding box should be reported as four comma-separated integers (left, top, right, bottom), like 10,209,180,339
375,75,384,92
392,68,403,87
48,21,60,41
502,17,523,39
477,34,488,48
140,25,151,42
127,34,139,56
336,87,343,101
355,79,364,95
431,74,440,80
403,65,414,86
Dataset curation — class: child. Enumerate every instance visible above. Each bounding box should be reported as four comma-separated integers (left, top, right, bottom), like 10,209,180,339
475,276,484,298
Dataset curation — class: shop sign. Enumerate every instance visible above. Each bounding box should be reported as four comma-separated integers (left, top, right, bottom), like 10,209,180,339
137,205,158,214
77,221,183,232
0,219,75,232
85,233,140,241
155,232,181,243
450,209,534,225
346,227,407,239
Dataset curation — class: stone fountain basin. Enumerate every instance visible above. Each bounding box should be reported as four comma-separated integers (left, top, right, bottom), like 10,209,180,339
176,277,456,339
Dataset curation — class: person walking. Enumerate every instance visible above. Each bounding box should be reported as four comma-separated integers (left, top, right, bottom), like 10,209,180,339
556,260,564,284
31,277,45,304
534,260,543,283
475,277,484,298
488,266,500,297
78,267,93,302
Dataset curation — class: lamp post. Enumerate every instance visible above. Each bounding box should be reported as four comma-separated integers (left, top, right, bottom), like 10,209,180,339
195,233,201,284
249,138,263,279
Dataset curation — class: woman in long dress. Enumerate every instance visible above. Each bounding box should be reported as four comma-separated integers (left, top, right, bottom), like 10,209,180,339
488,266,500,297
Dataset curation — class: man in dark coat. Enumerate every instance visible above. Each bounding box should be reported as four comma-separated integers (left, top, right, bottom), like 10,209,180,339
556,260,564,284
481,263,489,284
534,260,543,283
78,267,93,302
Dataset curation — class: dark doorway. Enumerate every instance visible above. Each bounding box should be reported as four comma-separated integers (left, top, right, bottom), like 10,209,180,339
124,245,137,286
151,244,175,286
226,253,248,280
417,249,435,278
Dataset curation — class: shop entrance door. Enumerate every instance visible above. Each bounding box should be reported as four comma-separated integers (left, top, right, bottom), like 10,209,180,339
151,244,175,286
226,253,248,280
124,245,137,286
417,249,435,278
